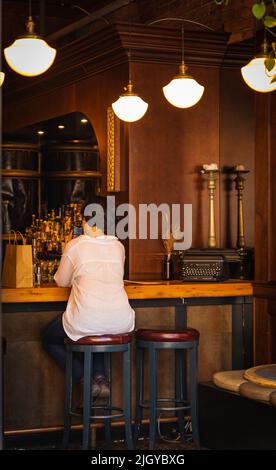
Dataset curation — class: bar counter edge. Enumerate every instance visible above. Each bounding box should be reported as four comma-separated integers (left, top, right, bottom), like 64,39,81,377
2,280,254,303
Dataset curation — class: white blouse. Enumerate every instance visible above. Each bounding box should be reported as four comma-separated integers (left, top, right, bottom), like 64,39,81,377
54,234,135,340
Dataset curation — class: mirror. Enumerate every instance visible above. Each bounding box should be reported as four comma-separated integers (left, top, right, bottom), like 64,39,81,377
1,112,101,233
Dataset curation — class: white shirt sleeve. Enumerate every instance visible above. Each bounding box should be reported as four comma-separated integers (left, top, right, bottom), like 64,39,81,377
54,253,74,287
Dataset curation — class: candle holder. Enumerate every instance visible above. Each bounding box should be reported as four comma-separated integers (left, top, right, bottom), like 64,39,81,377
232,165,250,250
201,164,219,248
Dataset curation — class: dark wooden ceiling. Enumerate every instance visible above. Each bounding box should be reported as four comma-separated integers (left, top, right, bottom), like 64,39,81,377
2,0,260,96
2,0,255,51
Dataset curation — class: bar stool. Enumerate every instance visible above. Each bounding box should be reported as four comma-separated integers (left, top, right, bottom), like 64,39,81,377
62,333,134,450
134,328,200,450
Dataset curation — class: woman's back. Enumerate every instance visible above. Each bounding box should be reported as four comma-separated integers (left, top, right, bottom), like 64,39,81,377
55,234,135,340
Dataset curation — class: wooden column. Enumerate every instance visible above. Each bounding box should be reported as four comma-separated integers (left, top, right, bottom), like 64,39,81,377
254,92,276,364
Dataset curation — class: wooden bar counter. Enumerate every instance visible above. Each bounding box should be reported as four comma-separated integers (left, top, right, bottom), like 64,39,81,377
2,279,253,303
2,280,253,435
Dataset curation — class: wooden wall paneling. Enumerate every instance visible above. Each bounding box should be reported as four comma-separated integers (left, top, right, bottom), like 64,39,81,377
253,92,276,364
268,300,276,362
74,64,128,194
3,311,65,430
3,83,77,133
253,299,271,364
219,68,255,249
269,94,276,280
127,62,221,278
255,94,271,282
253,298,276,365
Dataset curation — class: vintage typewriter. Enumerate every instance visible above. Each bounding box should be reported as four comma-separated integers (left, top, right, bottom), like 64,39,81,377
173,252,229,282
172,248,254,282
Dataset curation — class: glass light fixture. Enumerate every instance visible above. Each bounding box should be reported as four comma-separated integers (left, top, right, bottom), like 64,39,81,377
112,42,148,123
241,40,276,93
163,25,204,108
112,81,148,122
0,72,5,87
4,2,56,77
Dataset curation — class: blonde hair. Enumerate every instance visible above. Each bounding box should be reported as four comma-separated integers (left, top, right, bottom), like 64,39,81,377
83,222,104,238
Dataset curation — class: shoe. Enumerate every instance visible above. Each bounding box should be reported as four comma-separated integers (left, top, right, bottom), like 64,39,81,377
91,380,101,398
93,374,110,398
77,378,101,409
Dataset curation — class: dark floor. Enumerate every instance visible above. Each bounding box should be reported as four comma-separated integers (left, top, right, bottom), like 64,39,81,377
5,426,197,451
6,439,196,451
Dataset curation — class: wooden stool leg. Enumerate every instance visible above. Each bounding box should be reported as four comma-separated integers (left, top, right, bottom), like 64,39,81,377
123,345,134,450
149,345,157,450
190,345,200,448
82,349,92,450
134,346,143,443
62,348,73,449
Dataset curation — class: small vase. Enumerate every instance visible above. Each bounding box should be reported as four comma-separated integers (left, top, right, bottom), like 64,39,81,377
162,254,173,280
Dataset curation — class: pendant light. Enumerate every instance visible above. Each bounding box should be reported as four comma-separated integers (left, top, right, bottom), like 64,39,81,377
112,45,148,122
241,39,276,93
163,24,204,108
4,1,56,77
0,72,5,87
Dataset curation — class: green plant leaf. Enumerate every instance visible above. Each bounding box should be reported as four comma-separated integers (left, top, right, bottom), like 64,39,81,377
264,15,276,28
272,42,276,53
252,2,266,20
265,57,275,72
271,75,276,84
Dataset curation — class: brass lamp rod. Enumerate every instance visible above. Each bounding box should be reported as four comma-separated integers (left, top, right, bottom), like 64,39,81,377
148,17,215,31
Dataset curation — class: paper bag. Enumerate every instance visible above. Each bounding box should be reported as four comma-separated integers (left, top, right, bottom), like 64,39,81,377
2,231,33,288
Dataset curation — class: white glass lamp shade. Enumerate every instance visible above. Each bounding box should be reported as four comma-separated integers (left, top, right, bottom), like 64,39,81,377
0,72,5,87
241,57,276,93
112,82,148,122
163,63,204,108
4,37,56,77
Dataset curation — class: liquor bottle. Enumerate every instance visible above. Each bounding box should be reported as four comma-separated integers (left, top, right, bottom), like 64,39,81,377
30,214,36,234
32,239,41,286
73,211,83,238
35,265,41,286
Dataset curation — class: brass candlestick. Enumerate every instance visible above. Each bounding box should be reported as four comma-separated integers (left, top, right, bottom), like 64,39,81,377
201,165,219,248
233,165,250,249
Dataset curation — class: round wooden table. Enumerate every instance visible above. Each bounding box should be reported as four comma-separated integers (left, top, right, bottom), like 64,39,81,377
244,364,276,388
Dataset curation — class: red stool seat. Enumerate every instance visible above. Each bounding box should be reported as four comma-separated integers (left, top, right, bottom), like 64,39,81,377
136,328,200,342
65,332,134,346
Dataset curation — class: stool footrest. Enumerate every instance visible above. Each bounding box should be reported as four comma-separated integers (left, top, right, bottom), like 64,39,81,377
70,406,124,420
139,398,190,412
